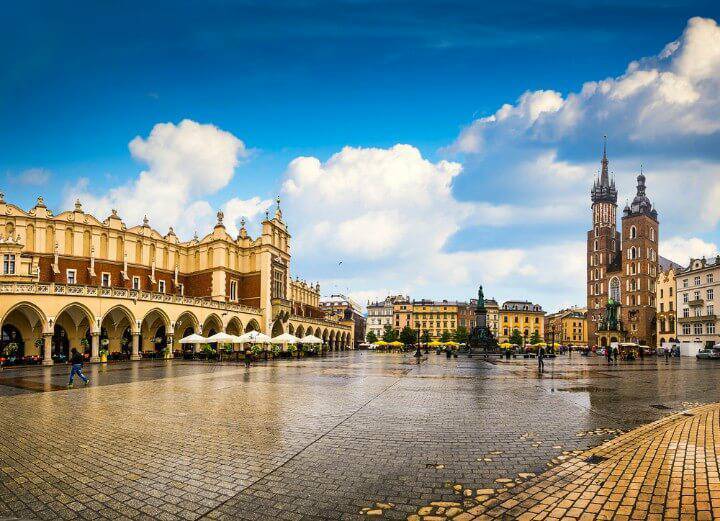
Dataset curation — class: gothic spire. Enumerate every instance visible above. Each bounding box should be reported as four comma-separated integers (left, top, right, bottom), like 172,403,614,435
590,136,617,205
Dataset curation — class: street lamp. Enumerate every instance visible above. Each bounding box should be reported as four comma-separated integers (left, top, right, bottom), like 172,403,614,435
414,329,422,359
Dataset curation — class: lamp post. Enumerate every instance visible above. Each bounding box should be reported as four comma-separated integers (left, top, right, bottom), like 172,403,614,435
414,328,422,359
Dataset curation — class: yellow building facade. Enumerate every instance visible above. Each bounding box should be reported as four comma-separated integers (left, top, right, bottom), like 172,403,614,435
656,266,677,347
499,300,545,343
0,195,352,364
545,308,587,346
410,300,459,340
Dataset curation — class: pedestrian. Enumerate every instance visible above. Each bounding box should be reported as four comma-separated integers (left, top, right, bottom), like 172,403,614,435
244,348,252,368
664,346,670,362
67,347,89,388
537,345,545,373
605,345,612,364
613,346,618,364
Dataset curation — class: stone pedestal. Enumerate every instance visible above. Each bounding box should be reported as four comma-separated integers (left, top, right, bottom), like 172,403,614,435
90,333,100,362
131,333,141,360
42,333,53,366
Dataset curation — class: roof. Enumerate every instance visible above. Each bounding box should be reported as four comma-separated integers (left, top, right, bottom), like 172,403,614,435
659,256,682,272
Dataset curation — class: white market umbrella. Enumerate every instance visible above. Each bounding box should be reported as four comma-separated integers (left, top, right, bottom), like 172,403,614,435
237,331,272,343
206,332,238,343
269,333,299,344
298,335,323,344
179,333,207,344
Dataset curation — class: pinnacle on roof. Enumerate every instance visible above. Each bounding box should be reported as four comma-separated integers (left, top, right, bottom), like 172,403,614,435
591,136,618,205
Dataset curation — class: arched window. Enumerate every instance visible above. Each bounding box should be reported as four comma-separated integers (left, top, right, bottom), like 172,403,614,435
630,225,637,239
594,240,598,252
650,228,655,241
609,277,620,302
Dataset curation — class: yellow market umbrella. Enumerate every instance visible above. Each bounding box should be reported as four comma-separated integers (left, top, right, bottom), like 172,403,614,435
389,341,404,347
445,341,459,346
500,342,513,349
428,341,443,346
375,341,388,346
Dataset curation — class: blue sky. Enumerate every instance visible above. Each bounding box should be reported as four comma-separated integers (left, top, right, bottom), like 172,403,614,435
3,1,720,311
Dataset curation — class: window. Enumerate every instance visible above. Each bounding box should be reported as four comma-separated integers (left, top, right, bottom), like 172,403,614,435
100,273,111,287
66,269,77,284
683,279,688,288
708,323,716,335
660,303,664,312
683,323,691,335
230,280,238,301
694,323,703,335
630,225,637,239
158,280,166,293
650,228,655,241
708,274,714,284
132,276,140,290
683,308,690,318
708,289,714,301
708,305,714,316
660,289,664,299
683,293,689,303
695,276,701,286
695,291,701,300
609,277,620,301
2,254,15,275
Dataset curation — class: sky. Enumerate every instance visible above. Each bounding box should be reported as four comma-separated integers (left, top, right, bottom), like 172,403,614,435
3,1,720,312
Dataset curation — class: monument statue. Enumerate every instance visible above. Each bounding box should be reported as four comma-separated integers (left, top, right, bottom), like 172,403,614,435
468,284,498,354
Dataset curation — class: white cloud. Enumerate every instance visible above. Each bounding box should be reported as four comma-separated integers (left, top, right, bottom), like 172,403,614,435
661,237,718,267
9,168,51,186
222,196,274,237
67,119,247,237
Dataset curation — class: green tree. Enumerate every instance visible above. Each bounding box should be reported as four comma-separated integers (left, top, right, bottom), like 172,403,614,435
399,326,416,346
421,330,431,343
509,329,524,346
454,326,469,344
366,330,378,344
529,330,542,345
382,325,398,342
440,330,452,343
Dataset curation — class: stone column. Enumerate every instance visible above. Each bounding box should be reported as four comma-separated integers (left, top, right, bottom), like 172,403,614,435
90,332,100,362
42,333,53,366
131,333,141,360
166,335,174,359
194,342,200,353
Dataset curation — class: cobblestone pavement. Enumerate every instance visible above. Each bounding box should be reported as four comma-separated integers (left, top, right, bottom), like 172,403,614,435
0,352,717,520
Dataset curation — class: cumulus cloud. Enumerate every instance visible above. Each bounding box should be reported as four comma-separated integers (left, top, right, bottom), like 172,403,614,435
67,119,247,237
661,237,718,267
8,167,51,186
222,196,274,237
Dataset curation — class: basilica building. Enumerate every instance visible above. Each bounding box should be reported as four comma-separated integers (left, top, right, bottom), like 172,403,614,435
586,142,661,349
0,194,353,365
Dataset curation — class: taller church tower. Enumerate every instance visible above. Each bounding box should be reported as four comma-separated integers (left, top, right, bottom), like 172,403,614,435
587,139,620,348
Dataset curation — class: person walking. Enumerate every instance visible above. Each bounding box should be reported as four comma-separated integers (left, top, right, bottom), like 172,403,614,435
664,345,670,363
243,348,252,368
537,345,545,373
606,345,612,364
67,348,89,387
612,345,619,364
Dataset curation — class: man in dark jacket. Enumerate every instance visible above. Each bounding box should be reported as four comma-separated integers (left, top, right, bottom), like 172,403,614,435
68,348,90,387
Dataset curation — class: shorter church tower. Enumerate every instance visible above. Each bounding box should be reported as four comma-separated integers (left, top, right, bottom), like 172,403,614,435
620,171,659,346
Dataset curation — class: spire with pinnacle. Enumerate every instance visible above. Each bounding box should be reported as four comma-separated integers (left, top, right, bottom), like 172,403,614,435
591,136,618,205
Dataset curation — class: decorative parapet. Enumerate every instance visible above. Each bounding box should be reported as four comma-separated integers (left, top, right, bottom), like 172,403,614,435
289,313,351,330
0,282,263,316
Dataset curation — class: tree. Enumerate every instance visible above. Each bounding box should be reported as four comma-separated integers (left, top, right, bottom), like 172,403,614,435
366,331,378,344
382,325,398,343
421,330,431,343
440,330,452,343
529,330,542,345
399,326,416,346
509,329,524,346
454,326,469,344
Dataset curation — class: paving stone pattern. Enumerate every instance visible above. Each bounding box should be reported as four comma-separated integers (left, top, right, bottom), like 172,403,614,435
0,353,716,520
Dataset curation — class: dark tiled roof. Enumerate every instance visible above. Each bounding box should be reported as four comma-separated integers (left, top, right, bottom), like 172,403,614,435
659,256,682,272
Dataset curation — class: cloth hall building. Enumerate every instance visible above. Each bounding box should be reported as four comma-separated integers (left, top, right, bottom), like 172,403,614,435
586,142,665,349
0,194,353,365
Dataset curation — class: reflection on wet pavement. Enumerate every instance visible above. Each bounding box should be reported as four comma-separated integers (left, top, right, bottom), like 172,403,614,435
0,352,716,520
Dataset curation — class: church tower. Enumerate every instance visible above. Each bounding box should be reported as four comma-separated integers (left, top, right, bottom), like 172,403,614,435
620,171,658,346
587,138,620,348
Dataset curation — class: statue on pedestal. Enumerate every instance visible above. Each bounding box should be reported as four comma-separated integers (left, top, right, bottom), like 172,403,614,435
468,284,498,354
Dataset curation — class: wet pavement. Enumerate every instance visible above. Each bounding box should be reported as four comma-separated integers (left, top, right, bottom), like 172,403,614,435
0,352,717,520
